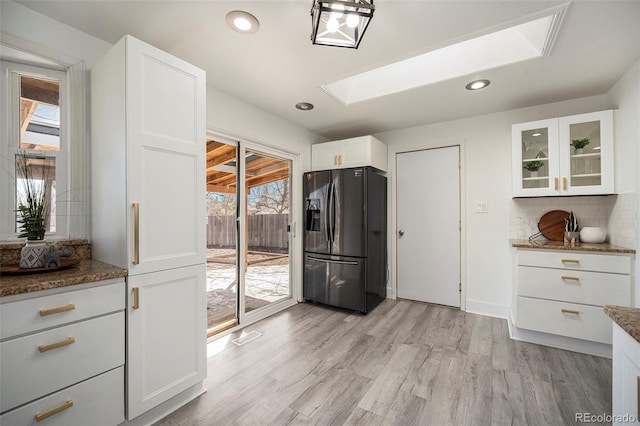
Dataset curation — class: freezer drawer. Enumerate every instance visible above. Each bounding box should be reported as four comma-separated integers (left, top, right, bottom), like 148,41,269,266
304,253,365,312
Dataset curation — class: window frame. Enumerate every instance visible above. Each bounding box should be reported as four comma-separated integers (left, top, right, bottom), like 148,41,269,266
1,61,70,241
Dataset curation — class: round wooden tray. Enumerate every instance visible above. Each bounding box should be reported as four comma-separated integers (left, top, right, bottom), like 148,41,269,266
0,259,80,275
538,210,570,241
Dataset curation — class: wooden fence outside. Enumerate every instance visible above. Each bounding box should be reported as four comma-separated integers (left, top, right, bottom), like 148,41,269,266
207,214,289,251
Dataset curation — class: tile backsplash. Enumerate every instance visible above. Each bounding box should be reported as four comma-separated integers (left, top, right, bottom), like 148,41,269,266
509,193,637,249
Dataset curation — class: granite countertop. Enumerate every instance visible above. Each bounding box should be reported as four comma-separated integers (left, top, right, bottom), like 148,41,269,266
0,259,127,297
604,305,640,343
510,239,636,254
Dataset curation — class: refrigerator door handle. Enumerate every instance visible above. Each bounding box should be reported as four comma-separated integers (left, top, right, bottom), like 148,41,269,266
327,182,336,243
329,181,336,242
325,183,332,242
307,256,359,266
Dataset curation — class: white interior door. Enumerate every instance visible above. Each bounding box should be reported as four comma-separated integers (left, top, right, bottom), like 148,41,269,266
396,146,460,307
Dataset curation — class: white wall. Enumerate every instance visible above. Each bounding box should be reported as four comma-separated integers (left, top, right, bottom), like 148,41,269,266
375,91,640,318
607,59,640,306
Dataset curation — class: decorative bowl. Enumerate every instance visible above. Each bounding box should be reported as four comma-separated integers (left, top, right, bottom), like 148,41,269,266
579,227,606,244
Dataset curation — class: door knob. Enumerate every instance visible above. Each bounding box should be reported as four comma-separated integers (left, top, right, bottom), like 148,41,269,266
398,230,405,237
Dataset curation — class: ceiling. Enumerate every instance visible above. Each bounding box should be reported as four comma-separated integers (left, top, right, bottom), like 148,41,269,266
15,1,640,141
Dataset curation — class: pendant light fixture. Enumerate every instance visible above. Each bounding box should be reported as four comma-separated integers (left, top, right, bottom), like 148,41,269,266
310,0,375,49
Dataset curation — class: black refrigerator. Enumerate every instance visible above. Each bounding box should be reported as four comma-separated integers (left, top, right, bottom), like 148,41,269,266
303,166,387,313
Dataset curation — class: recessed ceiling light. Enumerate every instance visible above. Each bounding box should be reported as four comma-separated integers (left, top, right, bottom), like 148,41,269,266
295,102,314,111
465,79,490,90
226,11,259,34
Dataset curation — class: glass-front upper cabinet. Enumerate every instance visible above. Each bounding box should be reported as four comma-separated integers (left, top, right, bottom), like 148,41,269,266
512,110,614,197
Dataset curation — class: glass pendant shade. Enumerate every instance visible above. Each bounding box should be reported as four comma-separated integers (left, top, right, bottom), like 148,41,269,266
310,0,375,49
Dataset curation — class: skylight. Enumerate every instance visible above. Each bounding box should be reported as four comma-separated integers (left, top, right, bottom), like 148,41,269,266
321,6,567,104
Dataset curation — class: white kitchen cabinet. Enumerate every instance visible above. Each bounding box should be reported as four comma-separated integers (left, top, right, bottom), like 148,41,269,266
312,135,387,172
91,35,207,421
612,322,640,425
0,280,125,425
513,249,632,345
512,110,614,197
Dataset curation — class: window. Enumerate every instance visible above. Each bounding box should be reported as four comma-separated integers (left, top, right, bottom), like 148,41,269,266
1,61,69,240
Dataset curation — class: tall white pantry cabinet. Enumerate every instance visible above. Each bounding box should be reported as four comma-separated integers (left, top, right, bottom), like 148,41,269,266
90,35,207,422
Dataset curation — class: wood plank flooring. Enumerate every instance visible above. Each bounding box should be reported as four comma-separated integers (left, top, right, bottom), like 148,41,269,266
156,299,612,426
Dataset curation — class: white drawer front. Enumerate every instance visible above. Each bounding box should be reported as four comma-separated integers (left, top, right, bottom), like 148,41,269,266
517,266,631,306
515,297,612,344
0,312,124,412
1,281,125,340
517,250,631,274
0,366,124,426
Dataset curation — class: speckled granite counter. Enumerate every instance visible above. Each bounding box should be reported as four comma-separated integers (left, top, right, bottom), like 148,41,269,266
510,239,636,254
604,305,640,343
0,259,127,297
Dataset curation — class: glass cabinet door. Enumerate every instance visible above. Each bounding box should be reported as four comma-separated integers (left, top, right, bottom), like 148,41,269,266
512,118,559,197
559,110,614,196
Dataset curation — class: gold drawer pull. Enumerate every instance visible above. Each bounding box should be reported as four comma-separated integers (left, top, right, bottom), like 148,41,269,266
561,308,580,315
39,303,75,317
133,203,140,265
132,287,140,309
561,259,580,264
35,400,73,422
561,275,580,281
38,337,75,353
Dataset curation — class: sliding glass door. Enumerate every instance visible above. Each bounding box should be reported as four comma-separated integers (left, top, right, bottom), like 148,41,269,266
205,138,295,336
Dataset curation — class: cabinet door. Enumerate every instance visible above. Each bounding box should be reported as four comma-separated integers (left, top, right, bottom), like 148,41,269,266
126,36,206,275
126,265,206,420
559,110,614,196
312,142,339,171
612,323,640,425
512,118,559,197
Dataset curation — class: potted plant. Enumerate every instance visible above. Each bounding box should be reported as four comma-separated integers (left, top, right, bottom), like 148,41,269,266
571,138,590,154
523,160,544,177
16,153,52,268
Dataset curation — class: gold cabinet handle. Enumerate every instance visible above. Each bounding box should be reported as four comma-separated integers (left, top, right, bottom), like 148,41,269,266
39,303,75,317
562,176,567,190
554,177,558,190
339,155,342,164
561,275,580,281
561,308,580,315
334,155,338,165
38,336,75,353
133,203,140,265
132,287,140,309
35,400,73,422
561,258,580,264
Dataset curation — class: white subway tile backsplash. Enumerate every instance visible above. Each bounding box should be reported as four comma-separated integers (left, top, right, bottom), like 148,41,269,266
509,193,637,249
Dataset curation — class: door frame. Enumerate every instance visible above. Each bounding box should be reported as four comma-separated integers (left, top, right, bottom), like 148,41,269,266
389,140,467,311
206,128,301,339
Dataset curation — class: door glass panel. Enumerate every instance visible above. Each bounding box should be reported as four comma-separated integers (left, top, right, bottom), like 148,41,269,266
244,150,291,314
205,140,238,335
520,127,550,190
569,120,601,187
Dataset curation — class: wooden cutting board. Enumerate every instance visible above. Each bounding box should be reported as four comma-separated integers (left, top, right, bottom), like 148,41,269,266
538,210,570,241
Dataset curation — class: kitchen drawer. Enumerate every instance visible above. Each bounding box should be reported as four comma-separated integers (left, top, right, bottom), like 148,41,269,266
517,250,631,274
1,281,124,340
0,312,124,412
0,366,124,426
517,266,631,306
515,296,612,344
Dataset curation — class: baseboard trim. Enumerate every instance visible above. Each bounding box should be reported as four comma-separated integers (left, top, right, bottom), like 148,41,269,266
123,382,206,426
465,299,509,319
507,314,612,358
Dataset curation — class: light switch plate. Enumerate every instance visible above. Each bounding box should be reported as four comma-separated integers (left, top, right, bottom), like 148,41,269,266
475,201,488,213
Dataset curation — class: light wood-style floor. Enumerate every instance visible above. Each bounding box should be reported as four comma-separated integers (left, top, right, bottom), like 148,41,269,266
156,299,612,426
